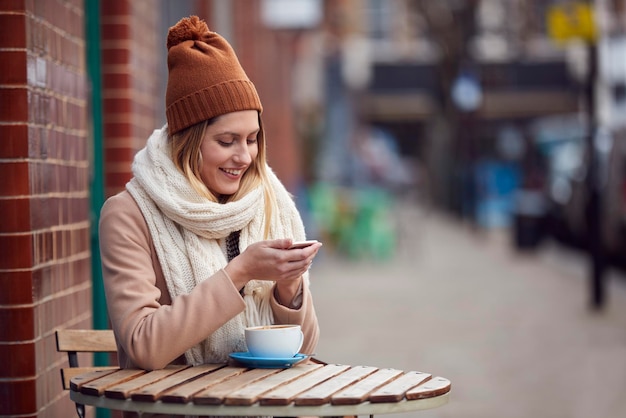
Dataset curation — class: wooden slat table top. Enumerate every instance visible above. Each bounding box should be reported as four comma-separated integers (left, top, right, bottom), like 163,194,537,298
79,369,147,396
369,371,433,403
331,367,404,405
131,364,222,402
162,366,248,404
260,363,351,406
69,361,451,417
68,368,120,392
193,367,283,405
406,376,452,400
223,362,323,406
104,365,189,400
294,365,378,406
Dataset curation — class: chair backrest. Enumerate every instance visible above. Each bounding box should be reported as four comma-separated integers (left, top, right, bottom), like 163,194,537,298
55,329,118,390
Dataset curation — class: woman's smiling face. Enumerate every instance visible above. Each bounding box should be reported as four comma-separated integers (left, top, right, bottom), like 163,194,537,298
199,110,260,197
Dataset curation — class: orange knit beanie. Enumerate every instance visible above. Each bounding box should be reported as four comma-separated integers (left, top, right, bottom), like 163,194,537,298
165,16,263,135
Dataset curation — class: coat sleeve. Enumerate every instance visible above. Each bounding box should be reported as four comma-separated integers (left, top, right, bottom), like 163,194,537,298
99,192,246,370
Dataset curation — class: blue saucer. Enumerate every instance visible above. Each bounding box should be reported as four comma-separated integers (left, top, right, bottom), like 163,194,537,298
229,352,307,369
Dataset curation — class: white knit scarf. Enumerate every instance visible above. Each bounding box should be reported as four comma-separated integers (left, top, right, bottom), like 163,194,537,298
126,127,307,365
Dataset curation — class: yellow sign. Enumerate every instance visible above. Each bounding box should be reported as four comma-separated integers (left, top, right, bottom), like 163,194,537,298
547,3,597,43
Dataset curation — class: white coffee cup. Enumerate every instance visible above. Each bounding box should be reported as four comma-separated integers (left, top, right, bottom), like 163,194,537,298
245,324,304,358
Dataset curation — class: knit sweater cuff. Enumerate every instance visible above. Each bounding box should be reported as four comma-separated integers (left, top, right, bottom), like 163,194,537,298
274,280,303,309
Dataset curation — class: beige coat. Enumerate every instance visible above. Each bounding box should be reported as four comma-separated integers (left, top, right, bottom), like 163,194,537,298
99,190,320,371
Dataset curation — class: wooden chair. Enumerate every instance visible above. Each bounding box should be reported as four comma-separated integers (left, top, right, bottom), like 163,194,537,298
55,329,118,418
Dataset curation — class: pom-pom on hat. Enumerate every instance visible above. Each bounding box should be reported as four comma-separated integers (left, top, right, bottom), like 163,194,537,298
165,16,262,135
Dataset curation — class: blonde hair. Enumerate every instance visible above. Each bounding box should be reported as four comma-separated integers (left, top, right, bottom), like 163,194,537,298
170,116,277,238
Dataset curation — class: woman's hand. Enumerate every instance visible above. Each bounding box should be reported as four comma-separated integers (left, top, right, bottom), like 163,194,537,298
224,239,322,299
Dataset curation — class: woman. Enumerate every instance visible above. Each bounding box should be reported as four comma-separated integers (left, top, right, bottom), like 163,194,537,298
99,15,321,373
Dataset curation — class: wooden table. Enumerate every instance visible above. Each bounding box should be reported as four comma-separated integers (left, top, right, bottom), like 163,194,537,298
69,360,451,416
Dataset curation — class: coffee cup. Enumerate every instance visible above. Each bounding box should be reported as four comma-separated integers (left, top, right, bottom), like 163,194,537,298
245,324,304,358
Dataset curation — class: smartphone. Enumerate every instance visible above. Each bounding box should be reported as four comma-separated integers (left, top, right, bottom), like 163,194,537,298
289,240,319,249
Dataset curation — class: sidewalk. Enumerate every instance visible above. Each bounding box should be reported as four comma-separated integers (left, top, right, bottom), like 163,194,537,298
309,203,626,418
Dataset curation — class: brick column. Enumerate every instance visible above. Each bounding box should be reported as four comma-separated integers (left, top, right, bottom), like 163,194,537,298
0,1,91,417
101,0,162,198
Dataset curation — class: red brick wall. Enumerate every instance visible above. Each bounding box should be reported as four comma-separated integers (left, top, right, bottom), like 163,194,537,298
0,0,91,417
101,0,162,198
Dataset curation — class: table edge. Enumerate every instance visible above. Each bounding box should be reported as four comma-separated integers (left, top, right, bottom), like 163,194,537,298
70,390,450,416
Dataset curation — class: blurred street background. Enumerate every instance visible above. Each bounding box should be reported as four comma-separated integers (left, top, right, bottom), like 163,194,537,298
2,0,626,417
312,198,626,418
